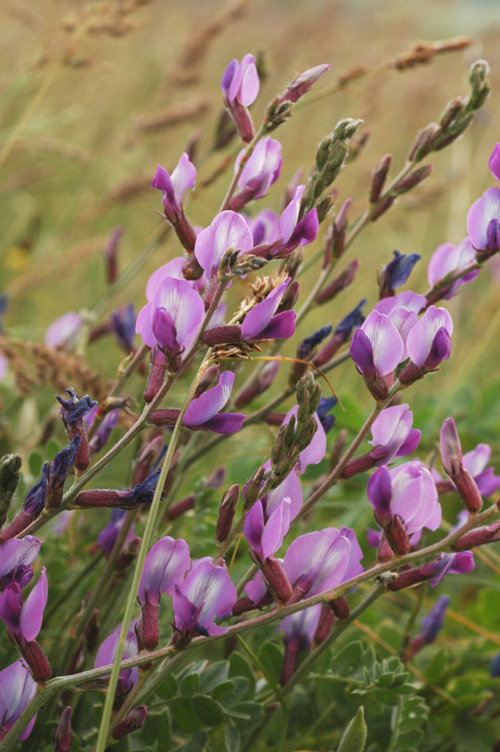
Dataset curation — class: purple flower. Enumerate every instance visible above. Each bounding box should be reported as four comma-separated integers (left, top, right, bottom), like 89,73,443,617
88,409,119,455
277,64,331,104
56,389,97,424
259,463,303,521
195,210,254,276
0,661,38,742
45,313,83,349
368,404,421,464
230,137,282,210
152,154,196,222
221,54,260,108
283,526,363,600
463,444,500,496
111,304,136,352
0,567,48,642
183,371,246,435
427,238,478,298
173,558,237,637
221,54,259,143
281,406,326,473
406,306,453,368
316,396,337,434
23,465,48,516
368,462,441,540
272,186,319,257
241,279,296,341
0,537,41,590
243,498,291,561
350,310,404,379
380,250,421,295
136,276,204,359
403,595,450,661
95,624,138,697
279,604,323,650
244,209,281,246
489,143,500,182
467,186,500,252
375,290,426,315
97,510,136,558
138,537,190,607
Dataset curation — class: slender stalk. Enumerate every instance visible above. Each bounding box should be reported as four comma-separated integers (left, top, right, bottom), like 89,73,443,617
93,353,211,752
107,344,149,399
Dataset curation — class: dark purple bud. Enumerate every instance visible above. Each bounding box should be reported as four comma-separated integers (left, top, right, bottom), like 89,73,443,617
260,556,292,605
341,451,378,479
24,464,49,516
370,154,392,203
205,467,227,490
111,304,136,352
371,195,395,221
46,437,81,510
88,410,119,455
313,604,335,644
112,706,147,741
392,164,432,194
452,522,500,550
54,706,72,752
317,396,337,434
379,251,420,296
386,515,410,556
216,484,240,544
329,595,350,620
126,469,162,507
56,390,97,424
203,325,243,347
166,495,195,521
21,639,51,682
139,600,159,650
297,325,333,361
335,299,366,340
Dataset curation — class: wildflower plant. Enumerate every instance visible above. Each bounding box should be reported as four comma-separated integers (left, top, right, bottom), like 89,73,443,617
1,42,500,752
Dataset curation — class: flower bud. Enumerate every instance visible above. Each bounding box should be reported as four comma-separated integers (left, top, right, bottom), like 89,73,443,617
21,639,51,682
166,495,195,521
408,123,441,162
393,164,433,195
54,707,72,752
143,352,167,403
215,484,240,544
112,706,147,741
260,555,292,604
316,259,360,304
370,154,392,203
329,595,350,620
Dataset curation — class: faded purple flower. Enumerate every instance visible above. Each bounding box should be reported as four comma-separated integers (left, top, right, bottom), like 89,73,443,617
195,210,254,276
0,537,41,590
427,238,478,298
241,279,296,341
136,276,204,359
173,558,237,637
0,661,38,742
379,250,421,295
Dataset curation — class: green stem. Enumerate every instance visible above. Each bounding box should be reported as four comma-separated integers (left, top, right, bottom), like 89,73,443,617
219,125,265,212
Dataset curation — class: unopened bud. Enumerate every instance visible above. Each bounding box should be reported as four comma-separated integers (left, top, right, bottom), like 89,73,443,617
104,226,123,285
329,595,350,620
370,154,392,203
243,466,268,509
313,604,335,644
21,639,51,682
54,707,72,752
438,96,465,129
370,195,395,222
140,600,159,650
386,515,410,556
393,164,433,195
216,484,240,543
0,453,21,528
316,259,360,304
260,555,292,604
182,254,204,281
468,59,490,110
408,122,441,162
202,325,242,346
143,352,167,403
166,494,195,521
112,706,147,740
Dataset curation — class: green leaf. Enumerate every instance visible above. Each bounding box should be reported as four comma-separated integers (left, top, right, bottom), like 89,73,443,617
333,642,364,679
154,673,178,701
212,680,236,701
192,695,225,727
143,706,172,747
225,722,241,752
178,730,208,752
229,653,255,698
220,677,250,707
180,672,200,696
230,701,263,730
258,642,283,686
172,698,202,733
337,706,367,752
46,438,62,461
199,661,229,693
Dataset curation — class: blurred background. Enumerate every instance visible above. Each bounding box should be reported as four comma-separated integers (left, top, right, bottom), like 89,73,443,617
2,0,500,468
